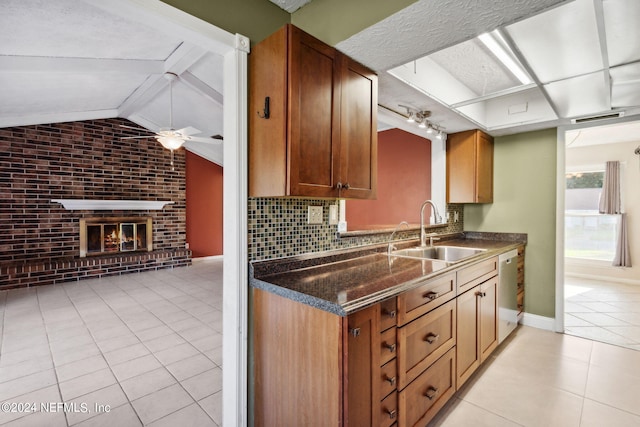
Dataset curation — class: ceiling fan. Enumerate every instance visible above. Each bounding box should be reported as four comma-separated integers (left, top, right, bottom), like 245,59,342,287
120,72,223,161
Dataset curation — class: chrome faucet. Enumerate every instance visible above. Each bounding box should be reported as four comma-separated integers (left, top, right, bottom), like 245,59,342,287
388,221,409,254
420,200,442,247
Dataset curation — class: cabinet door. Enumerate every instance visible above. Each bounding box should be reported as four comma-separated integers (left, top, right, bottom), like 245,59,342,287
338,56,378,199
446,130,476,203
475,130,493,203
455,286,480,389
479,277,498,362
346,304,380,426
288,26,341,197
446,129,493,203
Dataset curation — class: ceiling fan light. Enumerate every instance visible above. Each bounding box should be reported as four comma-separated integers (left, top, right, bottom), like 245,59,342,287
157,135,185,150
426,124,433,133
436,130,443,140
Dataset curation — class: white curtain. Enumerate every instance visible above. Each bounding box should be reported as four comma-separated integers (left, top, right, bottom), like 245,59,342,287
599,161,631,267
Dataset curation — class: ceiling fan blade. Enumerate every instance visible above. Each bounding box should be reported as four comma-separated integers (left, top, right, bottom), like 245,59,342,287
119,124,152,132
187,136,223,143
177,126,202,136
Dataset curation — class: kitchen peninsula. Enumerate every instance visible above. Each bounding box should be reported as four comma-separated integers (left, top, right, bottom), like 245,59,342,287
251,232,526,426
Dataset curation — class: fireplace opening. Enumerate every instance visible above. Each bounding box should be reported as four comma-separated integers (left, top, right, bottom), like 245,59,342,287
80,217,152,257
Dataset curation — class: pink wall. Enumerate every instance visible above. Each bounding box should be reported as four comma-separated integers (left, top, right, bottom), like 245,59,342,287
186,151,223,257
346,129,431,229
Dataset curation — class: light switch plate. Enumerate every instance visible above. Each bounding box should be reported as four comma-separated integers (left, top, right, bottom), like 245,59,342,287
329,205,339,225
308,206,323,224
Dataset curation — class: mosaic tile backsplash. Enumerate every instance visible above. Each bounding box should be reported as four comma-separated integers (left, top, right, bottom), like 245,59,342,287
248,198,464,261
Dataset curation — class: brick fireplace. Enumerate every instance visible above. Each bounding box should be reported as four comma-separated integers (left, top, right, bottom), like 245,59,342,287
0,118,192,290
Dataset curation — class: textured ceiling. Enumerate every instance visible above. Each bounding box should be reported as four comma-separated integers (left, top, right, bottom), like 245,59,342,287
268,0,313,13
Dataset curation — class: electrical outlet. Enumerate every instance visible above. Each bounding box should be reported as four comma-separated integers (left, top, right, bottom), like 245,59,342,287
329,205,339,225
308,206,323,224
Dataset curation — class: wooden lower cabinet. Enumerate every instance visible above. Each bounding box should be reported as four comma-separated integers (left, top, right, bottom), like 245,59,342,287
398,347,456,427
347,304,381,426
253,288,344,426
253,255,504,426
456,276,498,389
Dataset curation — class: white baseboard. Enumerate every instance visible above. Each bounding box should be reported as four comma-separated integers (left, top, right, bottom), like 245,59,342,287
520,313,555,331
192,255,224,262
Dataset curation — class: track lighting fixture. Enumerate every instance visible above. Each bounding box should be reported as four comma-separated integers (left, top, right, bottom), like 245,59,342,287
398,105,446,140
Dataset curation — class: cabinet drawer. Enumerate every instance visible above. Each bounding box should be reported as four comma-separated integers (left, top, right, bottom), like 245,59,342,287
380,358,397,401
457,257,498,294
397,300,456,391
380,391,398,427
380,297,398,332
397,273,456,326
398,347,456,427
380,327,397,366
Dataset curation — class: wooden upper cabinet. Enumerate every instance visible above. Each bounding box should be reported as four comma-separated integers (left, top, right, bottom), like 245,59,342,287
446,129,493,203
249,24,377,199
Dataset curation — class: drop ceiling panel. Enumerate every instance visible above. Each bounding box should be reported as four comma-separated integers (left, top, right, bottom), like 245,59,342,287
0,72,148,115
608,62,640,108
544,71,609,118
429,38,520,98
389,57,477,106
603,0,640,66
483,87,557,129
505,0,603,84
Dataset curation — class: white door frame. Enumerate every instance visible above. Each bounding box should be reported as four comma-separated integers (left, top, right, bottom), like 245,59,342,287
83,1,250,424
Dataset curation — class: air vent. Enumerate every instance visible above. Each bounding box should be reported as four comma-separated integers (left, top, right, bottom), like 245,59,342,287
571,112,625,124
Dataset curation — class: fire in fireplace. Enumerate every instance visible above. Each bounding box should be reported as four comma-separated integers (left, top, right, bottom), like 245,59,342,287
79,217,152,257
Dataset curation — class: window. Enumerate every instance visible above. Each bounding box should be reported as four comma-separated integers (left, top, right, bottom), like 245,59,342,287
565,171,619,261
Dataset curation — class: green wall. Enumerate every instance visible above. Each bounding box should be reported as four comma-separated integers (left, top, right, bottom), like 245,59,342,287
162,0,416,46
464,129,557,318
291,0,417,46
161,0,289,44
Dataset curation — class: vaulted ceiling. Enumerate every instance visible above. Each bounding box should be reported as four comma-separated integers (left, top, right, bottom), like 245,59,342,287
0,0,224,164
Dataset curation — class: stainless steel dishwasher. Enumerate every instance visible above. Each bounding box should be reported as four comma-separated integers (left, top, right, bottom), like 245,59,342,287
498,249,519,343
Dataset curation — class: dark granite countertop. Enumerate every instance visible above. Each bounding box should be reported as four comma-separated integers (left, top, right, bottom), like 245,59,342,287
250,232,526,316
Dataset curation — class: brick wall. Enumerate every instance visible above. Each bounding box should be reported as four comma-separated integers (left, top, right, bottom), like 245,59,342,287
0,118,191,289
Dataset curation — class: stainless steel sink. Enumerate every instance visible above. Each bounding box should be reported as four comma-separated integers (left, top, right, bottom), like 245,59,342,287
390,245,487,263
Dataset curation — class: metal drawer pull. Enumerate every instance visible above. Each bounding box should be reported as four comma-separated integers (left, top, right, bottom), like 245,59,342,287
424,386,438,400
387,409,397,419
385,376,396,386
424,291,439,300
475,291,486,298
349,328,360,337
386,309,396,318
384,342,396,352
425,333,440,344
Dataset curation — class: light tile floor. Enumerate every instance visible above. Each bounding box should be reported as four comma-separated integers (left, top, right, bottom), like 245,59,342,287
0,257,223,426
564,276,640,351
4,261,640,426
431,325,640,426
